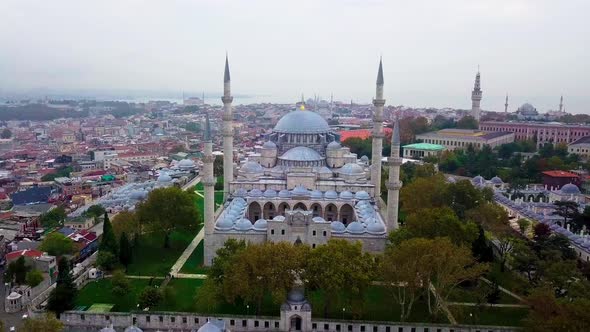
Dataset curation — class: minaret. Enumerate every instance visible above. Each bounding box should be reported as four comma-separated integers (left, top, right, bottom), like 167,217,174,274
559,95,564,112
222,54,234,200
471,69,482,121
504,94,509,113
386,118,401,230
371,58,385,199
203,114,215,237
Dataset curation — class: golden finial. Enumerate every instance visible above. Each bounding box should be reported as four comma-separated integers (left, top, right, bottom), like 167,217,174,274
300,104,305,111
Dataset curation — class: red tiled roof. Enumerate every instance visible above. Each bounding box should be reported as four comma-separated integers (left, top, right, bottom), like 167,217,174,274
340,128,393,141
542,170,579,178
5,249,44,261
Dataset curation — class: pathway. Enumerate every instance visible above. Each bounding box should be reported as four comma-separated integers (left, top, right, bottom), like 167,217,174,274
479,277,525,302
428,283,457,325
182,176,202,191
446,302,528,308
170,228,204,278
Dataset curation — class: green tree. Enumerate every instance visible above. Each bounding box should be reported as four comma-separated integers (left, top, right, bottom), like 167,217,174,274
100,212,118,256
511,240,540,283
5,256,31,285
524,287,590,332
25,269,44,288
456,115,478,129
404,207,478,245
22,313,64,332
400,174,448,215
96,251,118,271
471,224,494,263
119,232,132,268
111,211,140,241
210,239,246,284
111,270,131,296
47,257,77,316
136,187,199,248
303,240,374,318
138,286,163,309
213,155,223,177
39,232,75,257
517,218,530,235
40,207,67,228
1,128,12,139
83,204,106,220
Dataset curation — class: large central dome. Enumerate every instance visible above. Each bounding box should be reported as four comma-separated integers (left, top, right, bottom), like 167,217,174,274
274,110,331,134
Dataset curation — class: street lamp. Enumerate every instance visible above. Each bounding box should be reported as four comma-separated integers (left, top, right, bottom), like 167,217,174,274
246,304,250,316
342,307,345,319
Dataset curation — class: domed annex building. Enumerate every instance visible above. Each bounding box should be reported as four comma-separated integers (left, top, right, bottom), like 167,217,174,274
203,57,402,265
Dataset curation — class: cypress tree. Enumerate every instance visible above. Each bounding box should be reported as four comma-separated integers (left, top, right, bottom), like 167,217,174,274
119,232,132,268
100,212,118,256
47,257,77,316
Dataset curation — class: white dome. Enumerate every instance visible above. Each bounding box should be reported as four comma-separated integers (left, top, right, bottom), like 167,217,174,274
360,155,369,162
340,163,364,175
325,190,338,199
339,191,354,199
241,161,264,173
253,219,268,231
279,146,324,162
490,176,503,184
216,216,234,231
346,221,365,234
367,222,386,235
274,110,331,134
263,140,277,149
235,218,253,231
263,189,278,198
355,191,370,200
327,141,342,150
248,188,263,197
178,159,195,167
310,190,323,199
157,172,172,182
331,221,346,233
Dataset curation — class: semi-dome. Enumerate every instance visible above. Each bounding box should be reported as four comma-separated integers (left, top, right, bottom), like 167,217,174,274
347,221,365,234
279,146,324,162
253,219,268,231
325,190,338,199
339,191,354,199
331,221,346,233
490,176,503,184
560,183,580,194
262,140,277,149
355,191,370,200
327,141,342,150
274,110,331,134
340,163,364,175
241,160,264,173
367,222,386,235
235,218,253,231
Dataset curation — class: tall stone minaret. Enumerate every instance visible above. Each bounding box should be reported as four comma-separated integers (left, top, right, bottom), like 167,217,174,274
471,70,482,121
504,94,509,113
386,118,401,230
559,95,564,112
222,55,234,200
203,114,215,237
371,58,385,199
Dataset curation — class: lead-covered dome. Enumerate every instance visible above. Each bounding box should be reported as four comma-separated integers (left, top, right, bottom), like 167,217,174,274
279,146,324,162
340,163,364,175
241,160,264,173
274,110,331,134
262,140,277,149
560,183,580,195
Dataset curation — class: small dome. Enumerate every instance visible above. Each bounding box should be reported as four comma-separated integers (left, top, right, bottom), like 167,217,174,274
253,219,268,231
325,190,338,199
367,222,386,235
241,160,264,173
178,159,195,167
273,215,286,222
331,221,346,233
287,287,306,304
327,141,342,150
263,189,277,198
360,155,369,162
312,216,326,223
157,172,172,183
197,321,224,332
291,185,310,196
235,218,253,231
560,183,580,195
125,326,143,332
318,166,332,174
100,327,116,332
233,197,246,205
355,191,370,200
263,140,277,149
490,176,503,184
310,190,323,199
248,188,263,197
233,188,247,197
279,189,292,198
471,175,484,185
216,216,234,231
446,176,457,183
340,163,364,175
339,191,354,199
274,110,331,134
346,221,365,234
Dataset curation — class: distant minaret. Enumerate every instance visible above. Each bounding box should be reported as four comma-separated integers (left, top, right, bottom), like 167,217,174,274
504,94,509,113
559,95,564,112
202,91,205,105
471,69,482,121
371,58,385,199
222,55,234,199
203,114,215,237
386,118,402,230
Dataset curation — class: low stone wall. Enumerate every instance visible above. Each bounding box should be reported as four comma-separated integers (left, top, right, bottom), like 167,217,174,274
61,311,520,332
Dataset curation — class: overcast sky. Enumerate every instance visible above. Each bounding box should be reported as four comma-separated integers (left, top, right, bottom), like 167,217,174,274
0,0,588,112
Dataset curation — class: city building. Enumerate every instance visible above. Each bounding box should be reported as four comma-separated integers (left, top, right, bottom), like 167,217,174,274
402,143,445,159
203,57,401,265
415,128,514,150
479,121,590,146
568,136,590,159
541,170,580,190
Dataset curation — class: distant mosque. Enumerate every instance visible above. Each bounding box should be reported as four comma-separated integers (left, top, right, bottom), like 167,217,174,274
202,57,402,264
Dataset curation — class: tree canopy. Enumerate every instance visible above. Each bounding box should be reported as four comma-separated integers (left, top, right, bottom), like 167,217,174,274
39,232,76,257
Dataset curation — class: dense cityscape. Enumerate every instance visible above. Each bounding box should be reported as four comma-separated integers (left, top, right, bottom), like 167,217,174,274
2,1,590,332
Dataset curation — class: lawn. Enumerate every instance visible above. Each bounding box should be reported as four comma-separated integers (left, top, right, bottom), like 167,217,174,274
76,278,157,312
155,278,205,312
485,262,531,296
126,228,198,276
451,306,529,327
179,241,208,275
447,282,522,305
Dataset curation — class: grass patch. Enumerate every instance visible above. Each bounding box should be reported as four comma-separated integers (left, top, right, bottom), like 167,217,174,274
156,278,205,312
126,228,198,276
451,306,528,327
447,282,521,305
75,278,157,312
179,241,209,274
486,262,530,296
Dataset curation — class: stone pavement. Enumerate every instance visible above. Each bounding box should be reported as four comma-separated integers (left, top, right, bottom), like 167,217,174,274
169,228,204,278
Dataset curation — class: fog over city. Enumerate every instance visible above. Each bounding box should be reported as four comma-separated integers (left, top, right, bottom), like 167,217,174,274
0,0,588,112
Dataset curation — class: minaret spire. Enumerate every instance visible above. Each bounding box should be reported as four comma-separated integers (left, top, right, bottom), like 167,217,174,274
471,68,482,121
371,58,386,203
559,95,564,112
221,54,234,200
386,117,402,230
203,112,216,264
504,94,509,113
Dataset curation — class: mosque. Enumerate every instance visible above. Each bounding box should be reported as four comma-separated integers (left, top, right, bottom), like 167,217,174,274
202,57,402,265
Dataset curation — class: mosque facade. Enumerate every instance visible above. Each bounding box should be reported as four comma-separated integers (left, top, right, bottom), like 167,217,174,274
203,57,401,265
